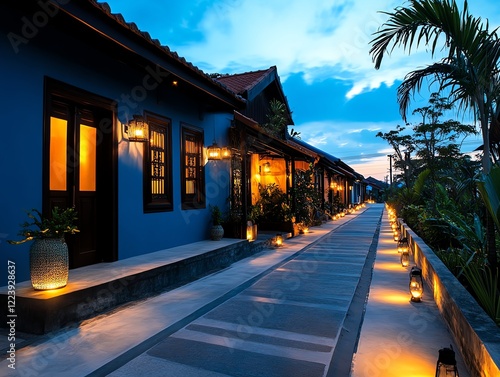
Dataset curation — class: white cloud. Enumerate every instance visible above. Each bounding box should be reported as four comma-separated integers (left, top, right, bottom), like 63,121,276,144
171,0,444,99
109,0,500,101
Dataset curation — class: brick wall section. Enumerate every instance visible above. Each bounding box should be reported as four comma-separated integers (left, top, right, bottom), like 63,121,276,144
400,221,500,377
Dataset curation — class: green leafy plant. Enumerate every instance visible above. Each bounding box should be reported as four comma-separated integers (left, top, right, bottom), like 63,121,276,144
462,264,500,326
247,204,263,224
256,183,292,223
210,205,223,226
292,164,322,227
8,207,79,245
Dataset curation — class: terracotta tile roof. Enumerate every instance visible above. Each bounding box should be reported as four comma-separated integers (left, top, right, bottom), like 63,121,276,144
89,1,245,103
216,67,276,95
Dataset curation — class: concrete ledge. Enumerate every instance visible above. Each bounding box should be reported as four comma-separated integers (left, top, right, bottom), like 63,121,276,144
0,238,270,335
400,221,500,377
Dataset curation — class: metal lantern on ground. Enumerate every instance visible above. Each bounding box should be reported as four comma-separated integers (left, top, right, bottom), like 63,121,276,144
435,345,459,376
409,266,424,302
393,231,400,241
401,251,410,267
397,237,409,253
246,225,254,241
275,234,283,247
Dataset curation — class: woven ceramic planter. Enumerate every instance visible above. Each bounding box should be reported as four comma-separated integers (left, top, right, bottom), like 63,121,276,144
210,225,224,241
30,238,69,290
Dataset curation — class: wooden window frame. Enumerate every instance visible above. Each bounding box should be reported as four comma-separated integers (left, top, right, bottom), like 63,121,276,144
143,112,173,212
181,124,205,210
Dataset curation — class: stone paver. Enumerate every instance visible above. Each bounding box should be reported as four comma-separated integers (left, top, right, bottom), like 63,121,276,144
107,207,382,377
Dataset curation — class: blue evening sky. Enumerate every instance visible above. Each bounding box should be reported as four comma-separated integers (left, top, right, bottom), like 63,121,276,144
102,0,499,181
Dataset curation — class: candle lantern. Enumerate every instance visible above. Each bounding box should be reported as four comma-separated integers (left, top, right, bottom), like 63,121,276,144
246,225,254,241
401,251,410,267
435,345,459,376
275,234,283,247
393,231,400,242
397,237,409,253
409,266,424,302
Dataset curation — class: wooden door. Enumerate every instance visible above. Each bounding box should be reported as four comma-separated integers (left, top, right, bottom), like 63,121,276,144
45,96,115,269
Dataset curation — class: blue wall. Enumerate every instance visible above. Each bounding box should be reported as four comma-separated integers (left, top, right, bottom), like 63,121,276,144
0,25,233,282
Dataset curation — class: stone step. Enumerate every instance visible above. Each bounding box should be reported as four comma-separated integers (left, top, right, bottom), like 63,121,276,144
0,236,275,334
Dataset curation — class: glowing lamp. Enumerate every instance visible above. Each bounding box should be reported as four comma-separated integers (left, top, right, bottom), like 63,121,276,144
246,225,254,241
207,141,221,160
221,147,231,159
397,237,409,253
435,345,459,376
127,115,149,142
409,266,424,302
263,162,271,174
401,251,410,267
30,238,69,290
275,234,283,247
393,231,399,241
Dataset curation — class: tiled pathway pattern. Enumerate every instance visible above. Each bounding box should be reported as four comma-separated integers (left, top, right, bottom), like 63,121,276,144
108,207,382,377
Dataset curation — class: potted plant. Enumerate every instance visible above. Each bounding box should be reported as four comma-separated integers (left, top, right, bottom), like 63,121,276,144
209,205,224,241
8,207,79,290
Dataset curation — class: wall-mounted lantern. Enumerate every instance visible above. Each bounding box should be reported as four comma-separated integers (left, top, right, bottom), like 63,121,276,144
263,161,271,174
207,141,222,160
409,266,424,302
221,146,231,159
435,345,459,376
127,115,149,142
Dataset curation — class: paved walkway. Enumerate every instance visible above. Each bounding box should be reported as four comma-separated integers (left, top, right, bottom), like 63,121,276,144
351,208,470,377
0,204,470,376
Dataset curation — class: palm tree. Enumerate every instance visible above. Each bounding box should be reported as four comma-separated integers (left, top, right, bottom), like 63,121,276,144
370,0,500,173
369,0,500,266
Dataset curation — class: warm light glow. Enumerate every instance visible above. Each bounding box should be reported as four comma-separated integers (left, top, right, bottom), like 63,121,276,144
275,234,283,247
207,142,221,160
263,161,271,174
221,147,231,159
246,225,254,241
49,117,68,191
128,115,149,142
375,261,405,271
409,266,424,301
394,231,399,241
79,125,96,191
401,252,410,267
370,288,409,305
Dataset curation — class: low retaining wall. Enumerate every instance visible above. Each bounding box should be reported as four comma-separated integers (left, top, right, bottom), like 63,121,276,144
400,221,500,377
0,239,269,334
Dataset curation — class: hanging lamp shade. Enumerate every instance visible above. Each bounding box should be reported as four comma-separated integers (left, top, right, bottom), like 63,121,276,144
207,141,221,160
